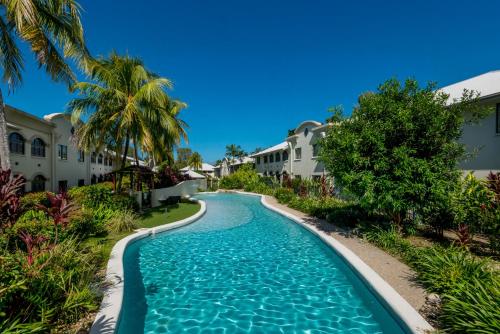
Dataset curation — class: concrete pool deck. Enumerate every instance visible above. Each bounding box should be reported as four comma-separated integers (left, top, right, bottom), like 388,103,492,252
263,195,428,312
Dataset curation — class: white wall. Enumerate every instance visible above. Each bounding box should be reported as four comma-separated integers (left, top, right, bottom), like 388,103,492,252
151,179,207,207
459,110,500,178
288,122,326,179
6,106,54,192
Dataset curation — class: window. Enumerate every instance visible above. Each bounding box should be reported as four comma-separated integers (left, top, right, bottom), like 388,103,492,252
295,148,302,160
312,144,319,157
31,138,45,157
58,180,68,192
78,150,85,162
109,158,113,167
91,152,96,163
91,174,97,185
496,104,500,134
98,153,103,164
58,145,67,160
283,150,289,161
31,175,46,192
78,179,85,187
270,154,274,163
104,156,108,166
304,128,309,136
264,155,268,163
8,132,24,154
256,157,261,164
275,152,281,162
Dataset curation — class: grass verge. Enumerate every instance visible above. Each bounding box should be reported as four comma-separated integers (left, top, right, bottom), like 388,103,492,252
83,201,201,267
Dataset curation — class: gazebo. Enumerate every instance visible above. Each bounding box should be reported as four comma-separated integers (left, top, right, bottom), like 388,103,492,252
107,165,155,192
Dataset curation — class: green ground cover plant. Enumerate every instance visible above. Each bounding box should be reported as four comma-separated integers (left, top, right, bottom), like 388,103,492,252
0,174,201,332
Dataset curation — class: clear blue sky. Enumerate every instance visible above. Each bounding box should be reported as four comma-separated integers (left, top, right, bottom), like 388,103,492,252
3,0,500,163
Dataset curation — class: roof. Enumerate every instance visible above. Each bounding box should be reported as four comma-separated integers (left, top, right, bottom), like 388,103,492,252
180,162,215,172
439,70,500,103
250,142,288,157
183,170,206,179
6,105,55,127
43,112,69,121
231,156,254,165
294,120,322,134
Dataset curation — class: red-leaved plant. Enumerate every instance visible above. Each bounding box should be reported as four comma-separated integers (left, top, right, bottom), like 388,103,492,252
19,231,49,266
37,192,76,244
0,169,25,229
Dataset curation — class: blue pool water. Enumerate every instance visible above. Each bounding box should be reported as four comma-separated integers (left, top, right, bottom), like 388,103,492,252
118,193,406,333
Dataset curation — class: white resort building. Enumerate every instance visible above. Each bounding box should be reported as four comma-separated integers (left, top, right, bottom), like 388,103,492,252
4,105,137,192
180,162,216,178
440,70,500,178
251,120,332,181
214,156,254,178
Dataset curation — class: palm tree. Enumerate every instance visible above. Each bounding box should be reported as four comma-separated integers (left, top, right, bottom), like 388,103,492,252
225,144,244,163
0,0,89,170
68,53,187,174
188,152,202,171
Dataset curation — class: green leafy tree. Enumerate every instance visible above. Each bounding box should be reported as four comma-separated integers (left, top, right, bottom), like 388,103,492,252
0,0,89,170
188,152,203,171
320,78,487,231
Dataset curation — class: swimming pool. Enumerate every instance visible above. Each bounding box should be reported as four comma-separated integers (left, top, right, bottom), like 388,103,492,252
117,193,408,333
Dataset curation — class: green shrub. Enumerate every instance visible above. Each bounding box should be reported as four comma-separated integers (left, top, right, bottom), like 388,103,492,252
107,210,138,233
414,246,495,295
441,278,500,334
325,202,366,227
0,238,99,329
219,164,259,189
68,183,138,212
68,183,114,208
274,188,295,204
363,226,417,262
20,192,52,211
110,193,139,211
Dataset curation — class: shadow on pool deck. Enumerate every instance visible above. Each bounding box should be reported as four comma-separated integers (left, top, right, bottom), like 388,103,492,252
263,195,429,313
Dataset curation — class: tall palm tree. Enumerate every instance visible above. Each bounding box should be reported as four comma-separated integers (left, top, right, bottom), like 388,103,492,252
67,53,187,187
0,0,89,170
225,144,244,163
188,152,202,171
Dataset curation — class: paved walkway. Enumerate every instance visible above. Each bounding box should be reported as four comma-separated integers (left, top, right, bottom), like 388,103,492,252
264,196,428,312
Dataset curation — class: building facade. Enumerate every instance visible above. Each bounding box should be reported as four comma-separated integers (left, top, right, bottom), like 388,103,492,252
251,120,331,180
5,106,118,192
439,71,500,178
214,156,254,178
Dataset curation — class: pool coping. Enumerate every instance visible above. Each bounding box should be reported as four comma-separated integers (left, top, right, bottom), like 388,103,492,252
89,198,207,334
229,190,433,334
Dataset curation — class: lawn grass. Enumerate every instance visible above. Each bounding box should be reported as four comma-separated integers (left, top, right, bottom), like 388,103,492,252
84,201,201,266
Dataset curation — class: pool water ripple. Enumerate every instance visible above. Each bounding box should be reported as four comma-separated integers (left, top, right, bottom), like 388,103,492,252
118,193,406,333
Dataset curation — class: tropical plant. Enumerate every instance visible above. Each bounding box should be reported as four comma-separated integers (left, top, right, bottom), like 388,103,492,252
37,193,77,244
188,152,203,171
107,210,137,233
452,173,494,246
225,144,245,163
0,0,89,170
67,53,188,187
320,78,488,231
0,169,24,229
219,163,258,189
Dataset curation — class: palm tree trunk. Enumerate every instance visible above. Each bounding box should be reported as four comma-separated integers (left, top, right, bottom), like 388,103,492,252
134,143,139,167
117,131,130,192
0,89,11,171
121,132,130,169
